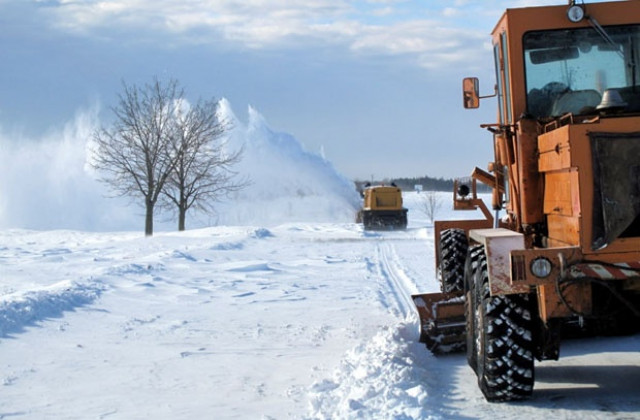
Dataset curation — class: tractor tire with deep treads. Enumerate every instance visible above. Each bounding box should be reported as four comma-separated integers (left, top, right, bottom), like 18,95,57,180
464,244,484,371
439,228,468,293
475,249,535,402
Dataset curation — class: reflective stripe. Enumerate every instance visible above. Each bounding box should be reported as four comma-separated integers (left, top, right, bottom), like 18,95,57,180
568,262,640,280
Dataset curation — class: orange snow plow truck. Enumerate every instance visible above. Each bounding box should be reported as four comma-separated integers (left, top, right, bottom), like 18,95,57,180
412,0,640,402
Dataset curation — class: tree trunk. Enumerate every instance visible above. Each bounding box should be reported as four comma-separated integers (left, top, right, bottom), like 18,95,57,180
178,205,186,231
145,200,154,236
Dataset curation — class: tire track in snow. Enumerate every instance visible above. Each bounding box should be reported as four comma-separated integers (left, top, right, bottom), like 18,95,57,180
308,240,437,419
375,241,419,320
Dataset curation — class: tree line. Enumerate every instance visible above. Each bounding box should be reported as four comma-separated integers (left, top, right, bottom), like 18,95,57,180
355,176,455,192
389,176,454,192
91,78,247,236
355,176,491,193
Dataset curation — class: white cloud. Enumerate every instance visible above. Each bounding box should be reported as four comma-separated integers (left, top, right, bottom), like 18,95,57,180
442,7,459,17
370,7,394,17
28,0,494,70
348,19,487,71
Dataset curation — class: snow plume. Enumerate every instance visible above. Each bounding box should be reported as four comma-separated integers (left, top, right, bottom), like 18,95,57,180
0,100,360,231
212,98,361,226
0,106,136,231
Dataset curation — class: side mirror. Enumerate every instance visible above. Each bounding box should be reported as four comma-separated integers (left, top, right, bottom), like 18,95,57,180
463,77,480,109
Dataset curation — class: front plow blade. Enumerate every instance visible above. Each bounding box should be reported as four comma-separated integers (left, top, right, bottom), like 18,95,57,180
412,292,466,354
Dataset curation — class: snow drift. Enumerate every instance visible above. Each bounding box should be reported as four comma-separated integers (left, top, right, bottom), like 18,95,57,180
0,279,104,337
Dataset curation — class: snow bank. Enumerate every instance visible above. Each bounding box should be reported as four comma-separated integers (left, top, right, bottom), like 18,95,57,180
0,279,104,337
307,322,440,420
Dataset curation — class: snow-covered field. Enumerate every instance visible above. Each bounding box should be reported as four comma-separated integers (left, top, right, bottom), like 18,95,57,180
2,193,639,419
1,103,639,419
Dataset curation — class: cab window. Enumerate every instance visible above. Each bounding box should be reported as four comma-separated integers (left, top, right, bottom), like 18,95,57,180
524,25,640,119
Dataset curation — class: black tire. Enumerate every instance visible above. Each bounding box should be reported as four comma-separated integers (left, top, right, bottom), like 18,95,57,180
465,245,484,371
476,250,535,402
439,228,468,293
399,212,408,229
362,212,373,230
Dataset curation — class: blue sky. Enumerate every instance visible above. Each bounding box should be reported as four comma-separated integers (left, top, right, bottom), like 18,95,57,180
0,0,596,180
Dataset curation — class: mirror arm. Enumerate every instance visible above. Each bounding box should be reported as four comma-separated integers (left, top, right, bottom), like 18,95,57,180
479,84,499,99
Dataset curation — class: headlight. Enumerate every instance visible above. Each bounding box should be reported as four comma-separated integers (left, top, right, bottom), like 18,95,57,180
530,257,552,278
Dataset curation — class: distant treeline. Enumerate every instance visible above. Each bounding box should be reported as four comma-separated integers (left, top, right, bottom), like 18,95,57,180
355,175,491,193
390,176,454,192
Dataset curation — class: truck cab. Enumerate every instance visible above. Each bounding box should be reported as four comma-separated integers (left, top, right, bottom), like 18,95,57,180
467,1,640,255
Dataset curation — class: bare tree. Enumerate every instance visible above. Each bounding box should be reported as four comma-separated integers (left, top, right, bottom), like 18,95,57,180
92,78,182,236
420,190,442,225
162,98,246,231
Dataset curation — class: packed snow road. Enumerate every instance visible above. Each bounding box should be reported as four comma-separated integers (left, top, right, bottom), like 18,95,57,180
1,221,639,419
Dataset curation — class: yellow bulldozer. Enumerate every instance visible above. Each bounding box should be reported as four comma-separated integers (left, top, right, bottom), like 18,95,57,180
412,0,640,402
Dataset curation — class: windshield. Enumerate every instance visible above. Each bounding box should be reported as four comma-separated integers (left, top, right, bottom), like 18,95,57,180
524,25,640,119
